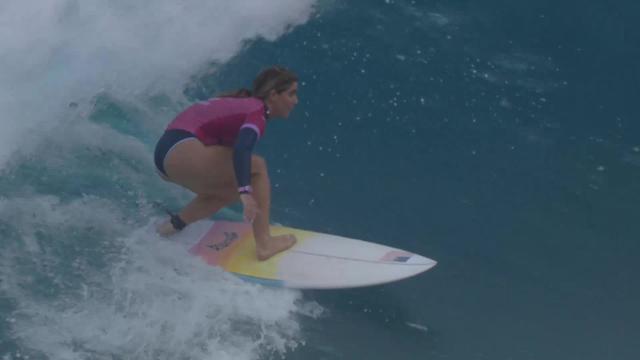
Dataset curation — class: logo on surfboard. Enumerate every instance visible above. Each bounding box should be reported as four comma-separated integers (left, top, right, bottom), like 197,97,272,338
206,231,238,251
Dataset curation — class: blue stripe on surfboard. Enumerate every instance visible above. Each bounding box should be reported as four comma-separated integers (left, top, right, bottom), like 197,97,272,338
234,273,285,287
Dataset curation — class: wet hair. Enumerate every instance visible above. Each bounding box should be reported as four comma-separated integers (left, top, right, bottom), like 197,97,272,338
220,66,298,99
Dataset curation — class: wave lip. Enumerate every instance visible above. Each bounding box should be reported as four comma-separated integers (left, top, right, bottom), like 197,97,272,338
0,0,317,169
0,1,320,358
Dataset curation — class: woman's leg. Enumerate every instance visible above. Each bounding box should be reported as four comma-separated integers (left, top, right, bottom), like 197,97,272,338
156,193,229,236
156,138,235,236
159,139,296,260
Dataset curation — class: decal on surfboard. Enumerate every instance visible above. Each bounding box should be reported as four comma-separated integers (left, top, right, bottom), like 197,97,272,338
206,231,238,251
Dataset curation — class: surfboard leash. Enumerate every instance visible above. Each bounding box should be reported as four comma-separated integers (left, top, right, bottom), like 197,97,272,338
152,201,187,230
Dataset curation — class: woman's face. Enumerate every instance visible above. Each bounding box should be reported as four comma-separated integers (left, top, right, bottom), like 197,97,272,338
267,82,298,118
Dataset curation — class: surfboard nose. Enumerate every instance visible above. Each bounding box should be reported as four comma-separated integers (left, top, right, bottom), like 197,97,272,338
405,253,438,268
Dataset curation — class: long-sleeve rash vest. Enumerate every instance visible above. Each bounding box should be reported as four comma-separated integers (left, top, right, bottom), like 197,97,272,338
166,97,269,189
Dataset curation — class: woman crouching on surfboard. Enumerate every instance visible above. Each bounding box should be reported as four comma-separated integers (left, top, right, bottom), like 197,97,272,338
153,66,298,261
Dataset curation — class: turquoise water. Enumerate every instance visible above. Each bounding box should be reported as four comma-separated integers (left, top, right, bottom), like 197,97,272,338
1,0,639,359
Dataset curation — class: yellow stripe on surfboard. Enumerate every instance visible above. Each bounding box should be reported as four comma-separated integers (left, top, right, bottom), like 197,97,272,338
221,226,312,279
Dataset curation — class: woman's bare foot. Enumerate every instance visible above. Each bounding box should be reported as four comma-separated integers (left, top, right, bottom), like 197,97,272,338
256,234,297,261
156,218,179,237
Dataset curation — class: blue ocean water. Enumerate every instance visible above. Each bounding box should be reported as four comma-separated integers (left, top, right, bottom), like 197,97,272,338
1,0,638,359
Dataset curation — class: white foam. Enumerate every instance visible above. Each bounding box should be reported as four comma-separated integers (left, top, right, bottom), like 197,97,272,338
2,211,322,359
0,1,321,357
0,0,317,169
406,322,429,332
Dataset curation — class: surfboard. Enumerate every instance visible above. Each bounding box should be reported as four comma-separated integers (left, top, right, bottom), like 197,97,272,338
188,220,437,289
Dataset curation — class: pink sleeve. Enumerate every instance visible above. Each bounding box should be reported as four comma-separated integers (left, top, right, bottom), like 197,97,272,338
239,109,266,138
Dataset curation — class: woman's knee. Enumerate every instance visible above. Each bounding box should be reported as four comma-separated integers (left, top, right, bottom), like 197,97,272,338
251,155,268,175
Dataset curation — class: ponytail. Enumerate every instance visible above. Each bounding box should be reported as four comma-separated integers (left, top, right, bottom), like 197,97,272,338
216,66,298,100
217,88,252,98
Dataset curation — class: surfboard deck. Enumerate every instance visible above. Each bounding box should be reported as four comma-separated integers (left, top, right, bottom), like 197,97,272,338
188,220,437,289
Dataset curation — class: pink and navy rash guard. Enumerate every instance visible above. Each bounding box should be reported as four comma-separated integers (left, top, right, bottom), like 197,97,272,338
166,97,269,190
167,97,267,145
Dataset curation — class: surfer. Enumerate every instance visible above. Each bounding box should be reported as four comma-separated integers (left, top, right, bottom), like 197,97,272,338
153,66,298,261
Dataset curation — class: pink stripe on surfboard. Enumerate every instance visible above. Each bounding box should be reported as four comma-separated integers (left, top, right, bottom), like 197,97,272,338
380,250,413,262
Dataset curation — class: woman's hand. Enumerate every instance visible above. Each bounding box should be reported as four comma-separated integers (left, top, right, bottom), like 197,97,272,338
240,193,259,223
